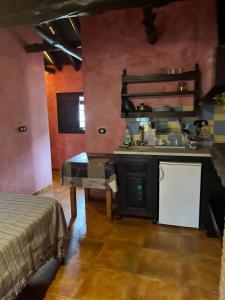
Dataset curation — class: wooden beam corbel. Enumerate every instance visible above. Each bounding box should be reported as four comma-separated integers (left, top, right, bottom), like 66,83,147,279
142,7,157,45
44,51,63,71
45,66,56,74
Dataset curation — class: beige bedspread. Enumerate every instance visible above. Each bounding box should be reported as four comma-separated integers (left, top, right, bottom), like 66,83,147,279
0,193,68,300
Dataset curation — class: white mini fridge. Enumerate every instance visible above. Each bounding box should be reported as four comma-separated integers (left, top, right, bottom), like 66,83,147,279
159,161,202,228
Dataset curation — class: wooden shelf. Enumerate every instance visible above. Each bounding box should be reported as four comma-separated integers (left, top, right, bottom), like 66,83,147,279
123,70,199,84
121,65,200,118
121,111,197,118
122,91,195,98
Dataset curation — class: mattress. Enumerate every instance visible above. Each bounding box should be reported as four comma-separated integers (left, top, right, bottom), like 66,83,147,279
0,193,68,300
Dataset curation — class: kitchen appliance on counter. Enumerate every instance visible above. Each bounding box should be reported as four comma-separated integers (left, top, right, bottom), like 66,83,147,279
194,120,213,147
159,161,202,228
167,133,183,147
121,98,136,113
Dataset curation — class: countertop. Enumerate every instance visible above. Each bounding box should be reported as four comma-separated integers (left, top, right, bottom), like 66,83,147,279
113,145,211,157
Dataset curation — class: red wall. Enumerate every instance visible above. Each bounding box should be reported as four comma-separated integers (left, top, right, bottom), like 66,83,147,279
81,0,217,153
0,27,52,194
45,66,86,169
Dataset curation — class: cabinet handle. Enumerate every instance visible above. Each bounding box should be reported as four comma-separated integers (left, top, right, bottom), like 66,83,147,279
159,166,165,181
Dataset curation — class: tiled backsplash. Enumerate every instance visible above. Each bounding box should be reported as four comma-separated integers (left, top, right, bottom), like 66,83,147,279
126,105,225,143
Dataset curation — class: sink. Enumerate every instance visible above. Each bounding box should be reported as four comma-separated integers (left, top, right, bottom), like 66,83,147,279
154,145,186,149
120,145,186,151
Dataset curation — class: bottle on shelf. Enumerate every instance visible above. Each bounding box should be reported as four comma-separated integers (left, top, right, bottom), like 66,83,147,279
123,126,131,145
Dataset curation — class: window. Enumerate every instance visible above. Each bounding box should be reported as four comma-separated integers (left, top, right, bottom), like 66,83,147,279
79,95,85,130
56,92,85,133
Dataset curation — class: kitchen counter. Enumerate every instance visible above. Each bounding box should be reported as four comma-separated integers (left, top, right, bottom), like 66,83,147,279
113,145,211,157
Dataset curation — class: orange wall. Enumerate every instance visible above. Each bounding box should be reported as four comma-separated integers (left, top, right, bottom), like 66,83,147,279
45,66,86,169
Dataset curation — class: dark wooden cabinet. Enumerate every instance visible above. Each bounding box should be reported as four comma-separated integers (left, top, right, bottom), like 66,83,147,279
115,154,213,229
115,155,158,220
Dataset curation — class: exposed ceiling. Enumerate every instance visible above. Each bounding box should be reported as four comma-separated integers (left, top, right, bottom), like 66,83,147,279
0,0,186,28
0,0,187,73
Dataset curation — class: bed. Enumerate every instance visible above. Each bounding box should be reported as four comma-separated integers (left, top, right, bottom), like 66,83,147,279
0,193,68,300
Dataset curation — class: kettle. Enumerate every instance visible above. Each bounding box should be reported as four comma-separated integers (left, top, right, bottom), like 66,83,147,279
121,98,136,113
194,120,208,137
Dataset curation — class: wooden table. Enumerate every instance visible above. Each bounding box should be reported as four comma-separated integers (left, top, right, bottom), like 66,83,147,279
61,152,117,220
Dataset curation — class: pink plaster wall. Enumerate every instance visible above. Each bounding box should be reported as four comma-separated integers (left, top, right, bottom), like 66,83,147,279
0,27,52,194
45,66,86,169
81,0,217,153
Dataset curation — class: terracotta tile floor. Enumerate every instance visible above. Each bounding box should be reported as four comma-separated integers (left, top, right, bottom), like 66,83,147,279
18,170,222,300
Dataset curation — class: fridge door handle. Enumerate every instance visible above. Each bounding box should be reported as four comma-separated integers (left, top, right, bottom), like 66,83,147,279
159,166,165,181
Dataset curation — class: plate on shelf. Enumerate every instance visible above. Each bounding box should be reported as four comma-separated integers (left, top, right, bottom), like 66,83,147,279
151,106,173,112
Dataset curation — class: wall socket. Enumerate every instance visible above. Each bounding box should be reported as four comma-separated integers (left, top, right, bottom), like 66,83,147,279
98,128,106,134
18,126,28,132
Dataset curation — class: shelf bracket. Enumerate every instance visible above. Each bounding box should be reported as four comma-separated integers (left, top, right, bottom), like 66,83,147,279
142,7,157,45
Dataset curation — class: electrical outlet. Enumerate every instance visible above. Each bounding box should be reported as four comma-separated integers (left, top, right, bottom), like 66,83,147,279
18,126,28,132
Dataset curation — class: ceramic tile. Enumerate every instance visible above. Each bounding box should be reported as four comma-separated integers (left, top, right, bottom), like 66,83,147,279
180,227,207,239
116,217,151,229
182,256,221,290
214,121,225,135
214,135,225,142
74,269,132,300
95,241,141,273
47,261,92,298
72,220,114,241
129,275,182,300
144,229,184,254
44,293,74,300
183,105,193,111
147,223,181,234
214,114,225,121
108,225,146,246
214,105,225,114
136,248,183,280
182,235,222,260
70,238,104,264
199,105,214,120
182,285,218,300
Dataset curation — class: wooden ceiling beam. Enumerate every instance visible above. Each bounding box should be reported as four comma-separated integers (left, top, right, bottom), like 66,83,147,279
25,41,81,53
0,0,188,28
68,17,81,40
25,43,60,53
49,21,82,69
31,25,82,62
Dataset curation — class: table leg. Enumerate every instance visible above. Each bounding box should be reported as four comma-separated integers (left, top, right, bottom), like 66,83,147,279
84,188,89,202
106,189,112,220
70,187,77,219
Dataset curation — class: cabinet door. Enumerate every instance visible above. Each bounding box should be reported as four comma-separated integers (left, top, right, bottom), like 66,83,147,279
116,157,156,218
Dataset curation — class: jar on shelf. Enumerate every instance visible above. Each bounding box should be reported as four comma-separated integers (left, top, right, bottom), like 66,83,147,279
177,81,188,92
